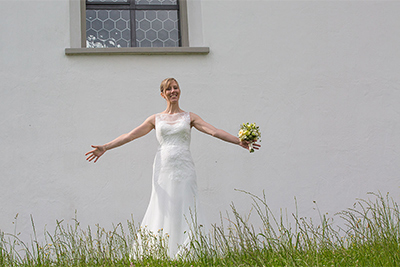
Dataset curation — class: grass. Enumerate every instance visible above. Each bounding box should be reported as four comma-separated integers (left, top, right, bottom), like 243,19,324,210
1,191,399,266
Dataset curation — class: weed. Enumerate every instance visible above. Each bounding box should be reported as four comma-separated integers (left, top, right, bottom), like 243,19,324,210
0,191,399,266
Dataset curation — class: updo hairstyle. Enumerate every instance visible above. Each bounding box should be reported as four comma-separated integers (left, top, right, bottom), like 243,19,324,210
160,78,179,93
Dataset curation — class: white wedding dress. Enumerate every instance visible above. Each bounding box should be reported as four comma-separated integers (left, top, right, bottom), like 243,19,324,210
139,111,205,258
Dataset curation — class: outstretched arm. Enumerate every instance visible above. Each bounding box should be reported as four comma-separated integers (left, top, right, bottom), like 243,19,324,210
85,115,156,163
190,112,260,151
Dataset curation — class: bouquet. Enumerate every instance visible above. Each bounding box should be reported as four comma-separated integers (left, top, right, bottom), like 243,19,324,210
238,123,261,153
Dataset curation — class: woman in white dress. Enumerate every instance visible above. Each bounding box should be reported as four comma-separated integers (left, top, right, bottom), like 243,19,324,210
85,78,260,258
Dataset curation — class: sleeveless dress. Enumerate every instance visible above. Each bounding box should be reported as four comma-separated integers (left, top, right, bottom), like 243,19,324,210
139,111,205,258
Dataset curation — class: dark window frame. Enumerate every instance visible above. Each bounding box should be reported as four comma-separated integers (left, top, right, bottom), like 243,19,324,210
66,0,212,55
86,0,182,47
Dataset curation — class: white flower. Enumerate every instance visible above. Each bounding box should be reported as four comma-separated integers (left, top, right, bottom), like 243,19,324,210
238,122,261,153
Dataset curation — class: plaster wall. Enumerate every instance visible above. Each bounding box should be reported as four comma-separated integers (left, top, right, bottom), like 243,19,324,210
1,0,399,241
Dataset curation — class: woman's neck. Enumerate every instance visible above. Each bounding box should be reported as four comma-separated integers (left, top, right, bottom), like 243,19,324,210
163,103,183,114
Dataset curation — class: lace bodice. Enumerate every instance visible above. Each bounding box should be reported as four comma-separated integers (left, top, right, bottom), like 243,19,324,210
156,112,191,149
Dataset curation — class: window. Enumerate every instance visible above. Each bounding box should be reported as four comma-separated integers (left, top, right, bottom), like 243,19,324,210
86,0,184,48
65,0,209,55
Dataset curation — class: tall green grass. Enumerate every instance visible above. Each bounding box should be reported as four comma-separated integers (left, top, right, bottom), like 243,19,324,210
1,191,399,266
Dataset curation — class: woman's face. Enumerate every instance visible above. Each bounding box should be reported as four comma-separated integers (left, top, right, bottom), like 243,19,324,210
162,81,180,103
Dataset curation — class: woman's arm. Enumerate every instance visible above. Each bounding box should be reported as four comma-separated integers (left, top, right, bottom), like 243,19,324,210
85,114,156,162
190,112,260,151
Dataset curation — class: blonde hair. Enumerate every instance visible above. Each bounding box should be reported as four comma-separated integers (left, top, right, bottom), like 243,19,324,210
160,78,179,93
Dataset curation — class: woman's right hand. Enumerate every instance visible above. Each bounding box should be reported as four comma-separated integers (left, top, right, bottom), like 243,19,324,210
85,145,106,163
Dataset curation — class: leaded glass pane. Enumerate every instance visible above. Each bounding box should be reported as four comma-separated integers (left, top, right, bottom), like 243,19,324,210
88,0,128,3
86,10,131,48
135,0,177,5
135,10,179,47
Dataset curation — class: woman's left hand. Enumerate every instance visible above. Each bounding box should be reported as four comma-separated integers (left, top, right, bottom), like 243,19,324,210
239,140,261,152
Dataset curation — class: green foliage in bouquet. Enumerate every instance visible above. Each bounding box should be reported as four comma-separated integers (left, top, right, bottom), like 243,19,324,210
238,123,261,152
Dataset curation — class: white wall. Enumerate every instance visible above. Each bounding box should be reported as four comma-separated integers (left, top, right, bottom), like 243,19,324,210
1,0,399,242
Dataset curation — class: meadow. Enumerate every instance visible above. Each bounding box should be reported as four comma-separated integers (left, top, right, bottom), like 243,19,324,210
1,190,399,266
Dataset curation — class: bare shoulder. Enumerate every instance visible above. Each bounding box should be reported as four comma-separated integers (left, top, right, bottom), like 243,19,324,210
189,112,201,124
189,112,210,129
144,114,156,128
189,112,201,120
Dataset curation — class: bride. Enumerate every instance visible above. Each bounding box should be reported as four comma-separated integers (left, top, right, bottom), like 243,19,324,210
85,78,260,258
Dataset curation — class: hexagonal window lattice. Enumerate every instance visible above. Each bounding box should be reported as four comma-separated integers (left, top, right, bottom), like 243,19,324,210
86,1,180,48
135,0,177,5
86,10,131,48
135,10,179,47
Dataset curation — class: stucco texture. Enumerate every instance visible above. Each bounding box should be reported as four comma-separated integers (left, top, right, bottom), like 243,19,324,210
0,0,399,242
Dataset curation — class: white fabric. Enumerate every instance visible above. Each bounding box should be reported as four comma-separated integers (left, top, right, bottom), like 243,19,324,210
140,111,205,258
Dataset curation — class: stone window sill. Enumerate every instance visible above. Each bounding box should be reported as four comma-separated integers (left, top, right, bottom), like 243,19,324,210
65,47,209,55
